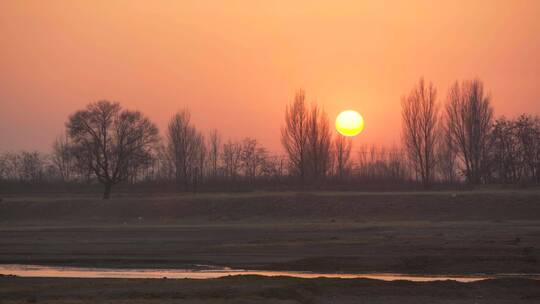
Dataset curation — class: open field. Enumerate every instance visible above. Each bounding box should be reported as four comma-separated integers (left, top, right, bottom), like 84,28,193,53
1,190,540,302
1,219,540,274
3,190,540,223
1,190,540,274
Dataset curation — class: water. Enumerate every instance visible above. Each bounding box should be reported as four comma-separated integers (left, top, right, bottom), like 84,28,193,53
0,264,514,282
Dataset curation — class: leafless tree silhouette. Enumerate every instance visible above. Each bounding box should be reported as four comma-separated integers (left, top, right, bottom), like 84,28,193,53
514,115,540,183
222,140,242,181
489,114,540,183
66,100,159,199
490,117,521,183
3,86,539,193
208,129,221,179
306,103,333,180
1,152,22,181
281,90,333,182
402,78,439,189
436,126,458,183
356,145,408,182
51,133,74,182
0,151,49,182
167,109,205,191
19,151,46,183
240,137,268,183
281,90,309,181
446,79,493,184
334,135,352,181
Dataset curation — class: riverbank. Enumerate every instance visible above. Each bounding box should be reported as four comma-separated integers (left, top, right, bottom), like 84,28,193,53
2,275,539,304
1,191,539,275
1,190,539,302
3,190,540,223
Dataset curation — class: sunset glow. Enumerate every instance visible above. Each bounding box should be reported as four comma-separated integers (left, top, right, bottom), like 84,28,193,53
1,1,539,152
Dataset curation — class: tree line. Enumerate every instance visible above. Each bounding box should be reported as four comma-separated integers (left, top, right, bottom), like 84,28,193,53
1,79,539,198
402,78,540,188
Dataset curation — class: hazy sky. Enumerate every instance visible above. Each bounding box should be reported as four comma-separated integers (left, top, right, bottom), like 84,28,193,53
1,0,539,153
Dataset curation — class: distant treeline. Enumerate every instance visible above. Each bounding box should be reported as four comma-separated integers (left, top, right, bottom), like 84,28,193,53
0,78,539,197
401,78,540,188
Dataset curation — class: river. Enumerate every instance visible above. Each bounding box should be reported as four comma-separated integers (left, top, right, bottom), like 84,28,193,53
2,264,532,282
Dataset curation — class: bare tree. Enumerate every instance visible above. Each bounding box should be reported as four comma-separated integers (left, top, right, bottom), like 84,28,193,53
356,145,408,182
208,129,221,179
0,151,54,183
387,145,408,181
514,114,540,183
0,152,20,181
0,153,7,181
167,109,205,191
260,154,285,180
334,135,352,181
401,78,439,188
306,103,333,180
154,143,175,181
221,140,242,181
2,152,22,181
240,137,267,182
490,117,521,183
436,126,458,183
446,79,493,184
192,132,206,191
489,114,540,184
51,133,74,182
281,90,309,180
66,100,159,199
19,151,46,183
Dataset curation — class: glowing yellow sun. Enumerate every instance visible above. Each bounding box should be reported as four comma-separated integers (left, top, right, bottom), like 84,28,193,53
336,110,364,136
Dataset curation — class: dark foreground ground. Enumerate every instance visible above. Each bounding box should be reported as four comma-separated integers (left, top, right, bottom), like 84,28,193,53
1,190,540,303
2,275,540,304
1,190,540,274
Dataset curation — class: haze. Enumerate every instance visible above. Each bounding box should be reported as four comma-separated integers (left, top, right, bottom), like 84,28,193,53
1,0,539,153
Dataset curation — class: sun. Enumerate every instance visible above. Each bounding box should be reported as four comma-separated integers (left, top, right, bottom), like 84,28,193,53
336,110,364,136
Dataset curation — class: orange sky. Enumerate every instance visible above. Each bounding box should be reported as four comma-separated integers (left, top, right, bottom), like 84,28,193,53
1,0,539,153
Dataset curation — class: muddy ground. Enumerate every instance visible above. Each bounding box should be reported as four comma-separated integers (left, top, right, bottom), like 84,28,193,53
0,190,539,303
2,275,540,304
1,190,539,274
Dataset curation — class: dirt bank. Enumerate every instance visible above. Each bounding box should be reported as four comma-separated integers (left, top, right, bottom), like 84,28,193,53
1,191,539,276
1,190,540,224
1,275,539,304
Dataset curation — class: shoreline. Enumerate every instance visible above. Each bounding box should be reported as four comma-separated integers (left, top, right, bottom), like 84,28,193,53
2,275,540,303
2,263,540,281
